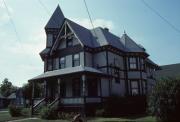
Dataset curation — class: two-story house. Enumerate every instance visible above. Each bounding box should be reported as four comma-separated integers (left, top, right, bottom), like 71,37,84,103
29,5,159,115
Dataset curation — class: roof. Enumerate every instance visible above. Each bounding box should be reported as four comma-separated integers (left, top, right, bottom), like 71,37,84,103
120,33,146,52
146,58,159,68
67,19,96,47
7,93,16,99
45,5,65,29
155,63,180,79
29,66,107,81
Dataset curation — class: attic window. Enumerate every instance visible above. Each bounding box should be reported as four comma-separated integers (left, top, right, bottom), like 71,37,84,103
66,38,73,47
129,57,137,70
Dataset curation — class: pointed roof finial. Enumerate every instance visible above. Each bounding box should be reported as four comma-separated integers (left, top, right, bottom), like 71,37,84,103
124,30,126,34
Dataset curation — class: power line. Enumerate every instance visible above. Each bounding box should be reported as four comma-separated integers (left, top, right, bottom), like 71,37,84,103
83,0,98,38
2,0,21,43
141,0,180,34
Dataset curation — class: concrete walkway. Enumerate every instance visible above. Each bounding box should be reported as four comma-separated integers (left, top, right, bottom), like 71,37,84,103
7,117,39,122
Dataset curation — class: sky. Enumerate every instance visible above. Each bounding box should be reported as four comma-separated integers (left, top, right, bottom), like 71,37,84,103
0,0,180,87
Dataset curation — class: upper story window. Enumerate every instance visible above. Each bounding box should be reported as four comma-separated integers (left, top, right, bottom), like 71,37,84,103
114,69,120,83
59,57,65,69
47,34,53,47
140,58,145,70
73,53,80,67
47,59,52,71
131,81,139,95
53,58,59,70
66,38,73,48
129,57,137,70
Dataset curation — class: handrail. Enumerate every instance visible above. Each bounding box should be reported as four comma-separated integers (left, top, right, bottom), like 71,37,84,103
48,97,60,108
33,98,45,112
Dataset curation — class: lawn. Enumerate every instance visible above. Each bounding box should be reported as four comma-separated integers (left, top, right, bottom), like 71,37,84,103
0,111,25,122
0,111,156,122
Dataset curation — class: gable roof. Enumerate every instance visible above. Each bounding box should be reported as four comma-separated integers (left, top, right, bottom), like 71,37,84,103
67,19,96,47
45,5,65,29
155,63,180,79
7,93,16,99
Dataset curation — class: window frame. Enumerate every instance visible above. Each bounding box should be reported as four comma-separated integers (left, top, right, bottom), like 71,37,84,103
129,57,138,70
47,34,53,47
114,68,120,83
73,53,80,67
140,58,145,70
66,38,73,48
59,57,66,69
47,59,53,71
130,80,139,96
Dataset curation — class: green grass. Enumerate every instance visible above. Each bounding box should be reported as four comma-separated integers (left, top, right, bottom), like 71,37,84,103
0,111,25,122
0,111,156,122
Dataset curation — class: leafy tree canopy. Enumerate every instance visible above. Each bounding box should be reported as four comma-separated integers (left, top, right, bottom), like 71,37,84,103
0,78,17,97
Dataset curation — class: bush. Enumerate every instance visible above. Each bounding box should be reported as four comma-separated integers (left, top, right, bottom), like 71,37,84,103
21,108,30,117
40,107,58,120
95,109,104,117
58,112,77,120
148,77,180,122
8,104,22,117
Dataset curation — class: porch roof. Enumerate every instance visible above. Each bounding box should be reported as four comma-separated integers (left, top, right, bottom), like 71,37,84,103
29,66,107,81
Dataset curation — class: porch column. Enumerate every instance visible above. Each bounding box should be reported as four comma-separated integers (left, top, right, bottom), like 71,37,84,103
44,80,48,103
82,74,86,118
31,81,35,116
58,78,61,98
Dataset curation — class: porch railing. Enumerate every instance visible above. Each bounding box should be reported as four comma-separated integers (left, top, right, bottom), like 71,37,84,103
48,97,59,108
32,98,46,114
61,97,84,104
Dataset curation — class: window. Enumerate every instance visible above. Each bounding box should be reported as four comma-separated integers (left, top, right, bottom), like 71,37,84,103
88,79,98,97
72,79,81,97
47,34,53,47
47,59,52,71
140,58,145,70
66,38,73,47
114,69,120,83
53,58,59,70
129,57,137,70
73,54,80,67
59,57,65,69
131,81,139,95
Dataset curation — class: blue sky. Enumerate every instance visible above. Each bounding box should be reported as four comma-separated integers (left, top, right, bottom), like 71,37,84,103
0,0,180,86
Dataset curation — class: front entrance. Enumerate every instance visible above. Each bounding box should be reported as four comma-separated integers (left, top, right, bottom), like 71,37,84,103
87,78,98,97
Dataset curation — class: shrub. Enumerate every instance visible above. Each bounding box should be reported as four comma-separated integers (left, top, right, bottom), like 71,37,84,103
58,112,77,120
148,77,180,122
21,108,30,117
40,106,58,120
8,104,22,117
95,109,104,117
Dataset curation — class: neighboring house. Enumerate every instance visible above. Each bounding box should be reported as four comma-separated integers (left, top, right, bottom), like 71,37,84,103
155,63,180,79
29,5,159,114
7,89,24,106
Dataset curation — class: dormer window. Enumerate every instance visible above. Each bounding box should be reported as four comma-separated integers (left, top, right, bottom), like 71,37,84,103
73,53,80,67
47,34,53,47
60,57,65,69
129,57,137,70
66,38,73,47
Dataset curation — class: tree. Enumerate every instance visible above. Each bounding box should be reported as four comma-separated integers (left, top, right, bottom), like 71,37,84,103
0,78,17,97
148,77,180,122
22,82,42,102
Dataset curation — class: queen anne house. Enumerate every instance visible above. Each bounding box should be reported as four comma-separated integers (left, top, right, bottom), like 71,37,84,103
29,5,159,115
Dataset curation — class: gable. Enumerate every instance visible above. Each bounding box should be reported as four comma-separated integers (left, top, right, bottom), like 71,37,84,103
50,20,84,55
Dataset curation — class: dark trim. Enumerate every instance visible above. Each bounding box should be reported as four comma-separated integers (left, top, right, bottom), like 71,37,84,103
84,51,86,66
124,56,129,96
106,51,111,96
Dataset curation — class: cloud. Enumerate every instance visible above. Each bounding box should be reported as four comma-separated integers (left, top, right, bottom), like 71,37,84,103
71,18,115,31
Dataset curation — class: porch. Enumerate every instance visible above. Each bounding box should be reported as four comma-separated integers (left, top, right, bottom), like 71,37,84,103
29,66,108,114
